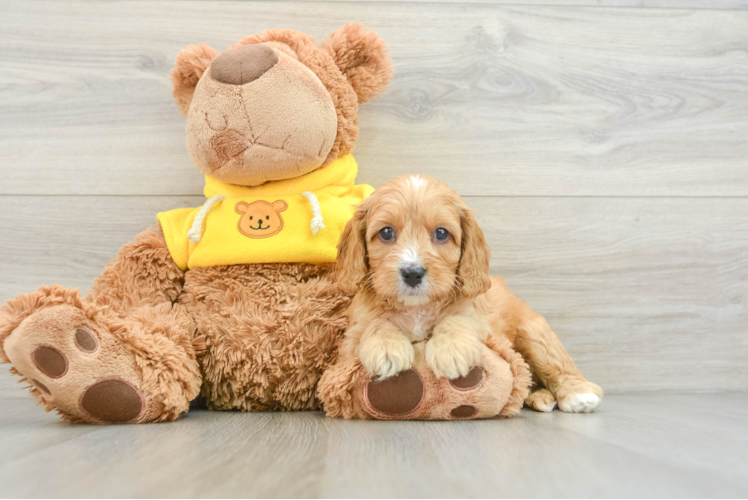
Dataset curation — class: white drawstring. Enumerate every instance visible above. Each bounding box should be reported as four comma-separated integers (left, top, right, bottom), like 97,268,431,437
187,195,226,243
302,191,325,236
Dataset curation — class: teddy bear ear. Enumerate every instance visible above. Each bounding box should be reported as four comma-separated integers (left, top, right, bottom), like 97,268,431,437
321,23,393,104
170,43,219,116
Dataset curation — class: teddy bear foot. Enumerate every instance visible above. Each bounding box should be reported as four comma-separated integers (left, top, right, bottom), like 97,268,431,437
319,339,532,421
3,303,149,423
1,286,200,424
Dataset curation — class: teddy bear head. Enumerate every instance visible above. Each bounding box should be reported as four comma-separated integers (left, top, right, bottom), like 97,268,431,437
170,23,392,186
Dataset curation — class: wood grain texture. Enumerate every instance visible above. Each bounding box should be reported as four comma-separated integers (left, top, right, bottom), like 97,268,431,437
1,1,747,196
286,0,748,8
0,394,746,497
1,195,745,395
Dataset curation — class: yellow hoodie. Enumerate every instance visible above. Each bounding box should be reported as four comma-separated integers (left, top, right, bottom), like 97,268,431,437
157,155,373,270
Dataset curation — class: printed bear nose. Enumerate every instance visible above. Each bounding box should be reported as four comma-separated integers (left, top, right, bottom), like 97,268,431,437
210,44,279,85
401,267,426,288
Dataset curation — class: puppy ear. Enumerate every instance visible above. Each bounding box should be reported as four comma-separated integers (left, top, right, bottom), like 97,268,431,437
322,23,393,103
170,43,218,116
457,209,492,298
336,209,369,294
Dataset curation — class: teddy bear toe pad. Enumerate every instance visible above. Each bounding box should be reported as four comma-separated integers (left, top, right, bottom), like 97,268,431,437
450,366,485,390
366,369,424,417
31,345,68,378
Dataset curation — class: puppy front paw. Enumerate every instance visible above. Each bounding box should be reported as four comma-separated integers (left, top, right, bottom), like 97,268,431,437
425,334,483,380
358,335,415,380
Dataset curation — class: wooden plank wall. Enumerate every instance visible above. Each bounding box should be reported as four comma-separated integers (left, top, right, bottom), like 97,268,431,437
1,0,746,397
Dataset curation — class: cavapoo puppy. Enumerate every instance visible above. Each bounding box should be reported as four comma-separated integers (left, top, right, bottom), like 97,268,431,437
335,175,603,413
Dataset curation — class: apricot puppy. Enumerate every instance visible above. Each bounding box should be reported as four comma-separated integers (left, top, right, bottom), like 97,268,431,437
336,175,603,413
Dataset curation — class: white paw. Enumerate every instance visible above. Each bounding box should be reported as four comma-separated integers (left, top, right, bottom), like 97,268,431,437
425,334,482,380
558,393,601,413
358,335,414,380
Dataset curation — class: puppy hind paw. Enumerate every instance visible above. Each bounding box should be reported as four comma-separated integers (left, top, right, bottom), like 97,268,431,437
525,388,557,412
558,392,601,413
555,380,603,413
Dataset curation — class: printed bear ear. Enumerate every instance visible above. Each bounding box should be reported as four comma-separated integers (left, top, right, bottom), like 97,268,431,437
321,23,393,104
272,200,288,212
170,43,219,116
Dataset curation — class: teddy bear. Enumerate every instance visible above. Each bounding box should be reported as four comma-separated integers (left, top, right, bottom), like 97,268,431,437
0,23,529,424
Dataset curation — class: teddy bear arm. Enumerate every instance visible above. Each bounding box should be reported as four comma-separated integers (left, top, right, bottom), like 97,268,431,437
85,226,186,309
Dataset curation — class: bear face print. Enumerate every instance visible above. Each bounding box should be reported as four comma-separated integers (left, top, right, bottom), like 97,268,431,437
235,200,288,238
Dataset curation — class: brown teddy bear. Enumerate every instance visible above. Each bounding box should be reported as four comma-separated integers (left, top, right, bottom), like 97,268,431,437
0,24,528,424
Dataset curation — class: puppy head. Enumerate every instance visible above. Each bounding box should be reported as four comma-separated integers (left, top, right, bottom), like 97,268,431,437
337,175,491,305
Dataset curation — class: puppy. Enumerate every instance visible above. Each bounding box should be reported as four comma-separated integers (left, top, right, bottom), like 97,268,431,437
335,175,603,413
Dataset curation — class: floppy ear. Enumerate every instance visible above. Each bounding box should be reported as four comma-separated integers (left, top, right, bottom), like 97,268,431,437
321,23,393,103
336,209,369,294
170,43,219,116
457,209,492,298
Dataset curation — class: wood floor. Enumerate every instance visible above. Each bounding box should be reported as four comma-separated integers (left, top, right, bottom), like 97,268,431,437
0,393,746,498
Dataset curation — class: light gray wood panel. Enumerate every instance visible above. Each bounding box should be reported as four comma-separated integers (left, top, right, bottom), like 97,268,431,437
1,195,746,395
1,1,747,196
0,394,746,497
289,0,748,8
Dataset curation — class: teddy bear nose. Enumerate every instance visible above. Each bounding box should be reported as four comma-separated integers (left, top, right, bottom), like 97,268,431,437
209,44,279,85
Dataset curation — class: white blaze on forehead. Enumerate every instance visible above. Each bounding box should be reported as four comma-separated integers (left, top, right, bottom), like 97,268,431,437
408,175,426,191
399,246,422,269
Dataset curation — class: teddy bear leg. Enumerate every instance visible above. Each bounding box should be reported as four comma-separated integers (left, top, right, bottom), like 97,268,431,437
0,228,201,424
319,339,531,420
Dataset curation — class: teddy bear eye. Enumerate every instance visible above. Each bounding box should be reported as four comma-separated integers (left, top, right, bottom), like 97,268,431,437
266,215,269,220
249,216,253,220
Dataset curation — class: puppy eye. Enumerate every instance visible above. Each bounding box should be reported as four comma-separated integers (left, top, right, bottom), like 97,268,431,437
434,227,450,242
379,227,395,242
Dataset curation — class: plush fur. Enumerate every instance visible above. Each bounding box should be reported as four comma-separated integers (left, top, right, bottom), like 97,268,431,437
0,24,392,423
327,175,603,414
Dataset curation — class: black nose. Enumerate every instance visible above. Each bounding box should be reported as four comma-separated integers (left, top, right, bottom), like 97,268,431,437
401,267,426,288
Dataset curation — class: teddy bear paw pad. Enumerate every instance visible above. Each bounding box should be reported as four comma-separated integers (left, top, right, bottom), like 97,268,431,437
31,379,51,394
366,369,424,416
449,366,485,391
31,346,69,378
74,327,98,353
450,405,477,419
79,379,144,424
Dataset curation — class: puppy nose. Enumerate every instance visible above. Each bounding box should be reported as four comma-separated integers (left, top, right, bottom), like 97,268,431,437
401,267,426,288
210,44,279,85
